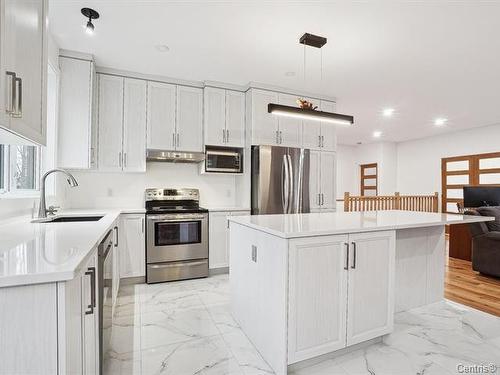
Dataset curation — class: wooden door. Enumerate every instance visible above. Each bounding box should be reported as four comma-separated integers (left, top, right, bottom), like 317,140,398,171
176,85,203,152
123,78,147,172
288,235,349,363
250,89,278,145
146,81,176,150
98,74,124,172
346,231,395,346
309,150,321,210
320,151,336,210
225,90,245,147
204,86,226,146
360,163,378,196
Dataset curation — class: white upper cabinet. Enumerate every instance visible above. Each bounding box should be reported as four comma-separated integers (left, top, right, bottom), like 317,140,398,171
146,81,176,150
320,100,337,152
1,0,48,144
98,74,124,172
301,97,322,150
278,93,302,147
123,78,147,172
204,87,245,148
250,89,278,146
58,56,95,169
98,74,147,173
204,87,225,146
176,85,203,152
320,151,336,209
225,90,245,147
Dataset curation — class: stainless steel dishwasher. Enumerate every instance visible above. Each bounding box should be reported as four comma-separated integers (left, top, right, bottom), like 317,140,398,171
98,230,113,375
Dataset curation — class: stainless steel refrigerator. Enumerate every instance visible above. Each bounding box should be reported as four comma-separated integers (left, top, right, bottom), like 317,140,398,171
251,145,310,215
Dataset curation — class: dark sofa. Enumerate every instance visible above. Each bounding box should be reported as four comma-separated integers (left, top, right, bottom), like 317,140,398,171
464,209,500,278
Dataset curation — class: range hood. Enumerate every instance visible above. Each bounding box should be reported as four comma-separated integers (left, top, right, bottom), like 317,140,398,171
146,149,205,163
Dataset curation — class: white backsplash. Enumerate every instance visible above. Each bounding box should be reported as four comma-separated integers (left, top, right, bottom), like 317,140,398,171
63,162,240,209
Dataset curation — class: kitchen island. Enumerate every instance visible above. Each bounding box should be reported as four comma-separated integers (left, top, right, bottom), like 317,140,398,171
228,210,493,374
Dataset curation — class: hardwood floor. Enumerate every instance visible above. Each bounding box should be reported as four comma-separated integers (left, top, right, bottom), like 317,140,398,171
445,257,500,317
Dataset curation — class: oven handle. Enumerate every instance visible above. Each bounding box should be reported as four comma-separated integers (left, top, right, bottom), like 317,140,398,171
147,215,207,221
149,261,207,269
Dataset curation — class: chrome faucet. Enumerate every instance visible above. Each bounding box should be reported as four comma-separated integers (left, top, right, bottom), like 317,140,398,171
37,169,78,219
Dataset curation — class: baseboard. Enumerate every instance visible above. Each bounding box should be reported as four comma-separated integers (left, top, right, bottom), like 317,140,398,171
287,337,382,372
209,267,229,276
120,276,145,285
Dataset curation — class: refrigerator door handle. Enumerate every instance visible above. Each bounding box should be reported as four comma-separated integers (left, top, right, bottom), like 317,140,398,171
282,154,290,213
287,154,294,213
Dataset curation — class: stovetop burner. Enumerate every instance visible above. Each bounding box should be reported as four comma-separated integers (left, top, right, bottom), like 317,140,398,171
145,188,207,214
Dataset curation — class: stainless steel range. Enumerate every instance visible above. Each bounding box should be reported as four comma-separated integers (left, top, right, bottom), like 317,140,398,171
145,188,209,283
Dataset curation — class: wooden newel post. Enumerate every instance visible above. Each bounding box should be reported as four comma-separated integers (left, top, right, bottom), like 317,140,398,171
433,192,439,212
395,192,400,210
344,192,350,212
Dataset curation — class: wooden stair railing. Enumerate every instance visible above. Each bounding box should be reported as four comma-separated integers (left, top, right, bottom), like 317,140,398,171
344,192,439,213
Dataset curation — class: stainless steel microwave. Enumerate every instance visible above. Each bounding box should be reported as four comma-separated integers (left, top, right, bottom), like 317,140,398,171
205,147,243,173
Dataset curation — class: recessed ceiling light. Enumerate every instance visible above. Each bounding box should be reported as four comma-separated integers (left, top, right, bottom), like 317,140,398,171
382,108,395,117
373,131,382,138
434,118,448,126
155,45,170,52
285,71,296,77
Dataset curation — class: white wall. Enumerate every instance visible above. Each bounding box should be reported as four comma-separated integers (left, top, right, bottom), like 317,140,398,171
336,144,358,199
397,122,500,198
64,162,238,209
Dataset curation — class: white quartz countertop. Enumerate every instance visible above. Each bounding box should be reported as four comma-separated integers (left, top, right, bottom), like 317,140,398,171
229,210,494,239
0,209,144,288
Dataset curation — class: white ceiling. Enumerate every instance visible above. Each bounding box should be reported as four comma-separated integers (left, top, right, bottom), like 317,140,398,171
49,1,500,145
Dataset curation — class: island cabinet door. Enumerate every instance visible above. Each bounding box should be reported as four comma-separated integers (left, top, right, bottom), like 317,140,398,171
288,234,349,364
346,230,396,346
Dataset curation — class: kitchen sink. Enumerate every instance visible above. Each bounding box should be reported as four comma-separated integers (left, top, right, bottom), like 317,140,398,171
50,216,104,222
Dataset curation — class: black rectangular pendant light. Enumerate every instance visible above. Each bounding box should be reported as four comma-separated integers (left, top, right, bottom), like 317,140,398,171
268,103,354,126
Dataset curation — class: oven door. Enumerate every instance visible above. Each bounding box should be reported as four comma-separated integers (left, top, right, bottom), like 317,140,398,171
146,213,208,263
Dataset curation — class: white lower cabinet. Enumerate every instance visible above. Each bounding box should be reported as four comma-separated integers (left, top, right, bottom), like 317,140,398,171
287,231,395,364
209,210,250,269
58,249,99,374
310,150,337,211
119,214,146,278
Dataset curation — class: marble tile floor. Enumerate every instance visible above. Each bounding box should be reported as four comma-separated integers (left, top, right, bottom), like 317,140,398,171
104,274,500,375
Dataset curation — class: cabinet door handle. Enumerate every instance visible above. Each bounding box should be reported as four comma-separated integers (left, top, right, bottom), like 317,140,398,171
275,130,279,144
12,77,22,118
114,226,119,247
226,129,230,143
318,193,321,206
279,131,283,144
222,129,226,143
176,133,180,147
172,133,175,147
5,71,16,114
84,266,96,314
344,242,350,270
318,135,321,148
351,242,357,269
119,152,122,167
142,218,145,233
321,193,324,206
124,152,127,168
322,135,325,148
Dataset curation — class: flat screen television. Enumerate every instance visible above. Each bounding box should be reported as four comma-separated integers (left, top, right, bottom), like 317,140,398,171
463,186,500,208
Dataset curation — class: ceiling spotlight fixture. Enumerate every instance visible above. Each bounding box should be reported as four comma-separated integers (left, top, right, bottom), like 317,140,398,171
382,108,395,117
81,8,99,35
434,118,448,126
267,32,354,126
373,131,382,138
155,44,170,52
